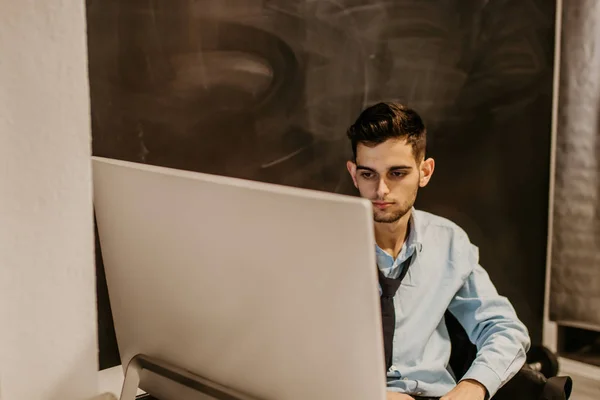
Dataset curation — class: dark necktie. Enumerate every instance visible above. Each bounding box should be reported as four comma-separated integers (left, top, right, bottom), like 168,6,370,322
377,255,413,371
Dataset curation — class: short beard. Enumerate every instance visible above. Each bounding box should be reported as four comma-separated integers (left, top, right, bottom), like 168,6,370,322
373,184,418,223
374,206,411,223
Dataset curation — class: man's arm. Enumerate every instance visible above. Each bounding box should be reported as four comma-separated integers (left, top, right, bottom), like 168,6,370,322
447,245,531,398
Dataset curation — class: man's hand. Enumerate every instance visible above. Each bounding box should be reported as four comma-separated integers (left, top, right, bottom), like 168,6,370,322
440,379,487,400
386,392,415,400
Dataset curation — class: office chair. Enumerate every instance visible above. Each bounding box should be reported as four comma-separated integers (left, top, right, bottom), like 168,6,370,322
444,311,573,400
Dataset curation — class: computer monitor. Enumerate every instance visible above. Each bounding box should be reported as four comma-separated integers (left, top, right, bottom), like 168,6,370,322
92,156,386,400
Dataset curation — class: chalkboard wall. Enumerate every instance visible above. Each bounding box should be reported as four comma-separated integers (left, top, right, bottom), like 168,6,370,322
87,0,556,369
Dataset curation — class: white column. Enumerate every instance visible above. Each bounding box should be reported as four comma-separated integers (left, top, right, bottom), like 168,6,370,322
0,0,97,399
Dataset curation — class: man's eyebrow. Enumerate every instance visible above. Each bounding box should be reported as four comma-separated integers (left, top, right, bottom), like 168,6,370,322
356,165,412,172
356,165,376,172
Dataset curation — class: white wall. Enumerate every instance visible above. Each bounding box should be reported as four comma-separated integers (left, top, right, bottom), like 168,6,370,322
0,1,97,399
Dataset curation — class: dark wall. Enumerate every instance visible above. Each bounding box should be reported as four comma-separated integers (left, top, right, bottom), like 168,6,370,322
87,0,556,369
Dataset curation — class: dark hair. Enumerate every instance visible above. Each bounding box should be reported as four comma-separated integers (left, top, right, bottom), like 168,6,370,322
346,102,426,161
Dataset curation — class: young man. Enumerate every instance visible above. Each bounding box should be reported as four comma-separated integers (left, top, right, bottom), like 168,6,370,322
346,103,530,400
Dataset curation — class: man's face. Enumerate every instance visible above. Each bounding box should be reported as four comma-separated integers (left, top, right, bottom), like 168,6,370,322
346,139,434,223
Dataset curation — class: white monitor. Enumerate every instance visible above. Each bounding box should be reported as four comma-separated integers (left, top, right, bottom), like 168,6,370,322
92,157,386,400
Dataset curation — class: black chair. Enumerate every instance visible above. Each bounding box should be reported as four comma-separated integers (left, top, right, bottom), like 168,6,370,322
444,311,573,400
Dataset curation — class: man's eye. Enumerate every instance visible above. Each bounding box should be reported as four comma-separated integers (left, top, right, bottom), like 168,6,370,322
391,171,407,178
360,172,374,179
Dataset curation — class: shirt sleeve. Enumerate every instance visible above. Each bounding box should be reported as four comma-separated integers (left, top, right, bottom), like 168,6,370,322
447,242,531,398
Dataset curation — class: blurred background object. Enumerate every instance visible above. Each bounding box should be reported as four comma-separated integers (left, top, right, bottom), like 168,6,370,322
549,0,600,372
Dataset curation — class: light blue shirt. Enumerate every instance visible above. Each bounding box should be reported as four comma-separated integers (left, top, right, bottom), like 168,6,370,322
378,209,530,398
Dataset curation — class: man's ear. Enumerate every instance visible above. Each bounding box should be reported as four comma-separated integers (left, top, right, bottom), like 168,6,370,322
346,160,359,188
419,158,435,187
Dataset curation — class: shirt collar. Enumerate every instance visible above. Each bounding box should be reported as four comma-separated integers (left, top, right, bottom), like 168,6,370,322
375,208,423,259
408,208,423,253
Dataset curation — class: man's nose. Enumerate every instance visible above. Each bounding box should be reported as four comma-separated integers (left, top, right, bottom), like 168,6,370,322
376,178,390,198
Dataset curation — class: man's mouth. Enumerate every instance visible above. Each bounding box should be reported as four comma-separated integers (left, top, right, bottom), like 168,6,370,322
373,201,393,210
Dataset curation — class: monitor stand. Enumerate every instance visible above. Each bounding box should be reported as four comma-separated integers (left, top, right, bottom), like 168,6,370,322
120,355,258,400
